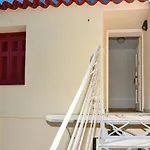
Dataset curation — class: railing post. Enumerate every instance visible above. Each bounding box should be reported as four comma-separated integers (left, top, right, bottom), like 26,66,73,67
99,46,105,150
93,137,98,150
99,46,104,114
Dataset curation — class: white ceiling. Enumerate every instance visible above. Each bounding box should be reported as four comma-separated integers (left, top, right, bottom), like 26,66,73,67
109,38,139,50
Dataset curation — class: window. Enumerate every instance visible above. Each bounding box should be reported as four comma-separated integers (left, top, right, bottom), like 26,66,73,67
0,32,26,85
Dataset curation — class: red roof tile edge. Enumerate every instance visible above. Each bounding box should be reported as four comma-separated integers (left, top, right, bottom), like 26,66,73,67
0,0,147,10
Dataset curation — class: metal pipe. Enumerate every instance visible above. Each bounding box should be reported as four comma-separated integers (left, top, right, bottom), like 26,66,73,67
67,72,96,150
72,72,99,150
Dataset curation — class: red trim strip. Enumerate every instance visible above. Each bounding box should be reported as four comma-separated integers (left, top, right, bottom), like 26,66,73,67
0,0,147,10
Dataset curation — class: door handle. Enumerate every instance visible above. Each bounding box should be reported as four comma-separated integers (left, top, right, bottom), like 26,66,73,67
134,76,138,84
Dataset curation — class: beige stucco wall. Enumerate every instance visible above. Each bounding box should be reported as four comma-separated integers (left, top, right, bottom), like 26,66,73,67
0,5,103,117
0,5,103,150
0,1,149,150
0,117,71,150
144,4,150,112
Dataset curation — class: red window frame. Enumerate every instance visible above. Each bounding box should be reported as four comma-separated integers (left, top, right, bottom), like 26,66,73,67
0,32,26,85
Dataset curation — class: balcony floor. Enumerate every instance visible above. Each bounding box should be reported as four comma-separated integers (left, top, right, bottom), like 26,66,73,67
46,113,150,126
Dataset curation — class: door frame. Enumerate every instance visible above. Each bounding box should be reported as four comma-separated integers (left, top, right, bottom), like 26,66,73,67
106,29,144,112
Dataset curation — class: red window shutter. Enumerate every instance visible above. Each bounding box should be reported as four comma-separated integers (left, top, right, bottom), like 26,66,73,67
0,36,10,84
0,32,26,85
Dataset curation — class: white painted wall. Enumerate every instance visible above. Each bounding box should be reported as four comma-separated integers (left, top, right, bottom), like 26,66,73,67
144,4,150,112
0,4,103,150
109,48,136,109
0,1,149,150
0,6,103,117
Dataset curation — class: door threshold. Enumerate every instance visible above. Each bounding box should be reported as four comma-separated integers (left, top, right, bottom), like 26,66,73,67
109,108,140,113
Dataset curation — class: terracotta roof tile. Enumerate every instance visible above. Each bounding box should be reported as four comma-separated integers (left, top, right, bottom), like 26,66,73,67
0,0,147,10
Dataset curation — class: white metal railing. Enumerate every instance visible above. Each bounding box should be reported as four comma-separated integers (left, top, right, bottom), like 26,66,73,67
99,117,150,149
49,46,100,150
48,45,150,150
